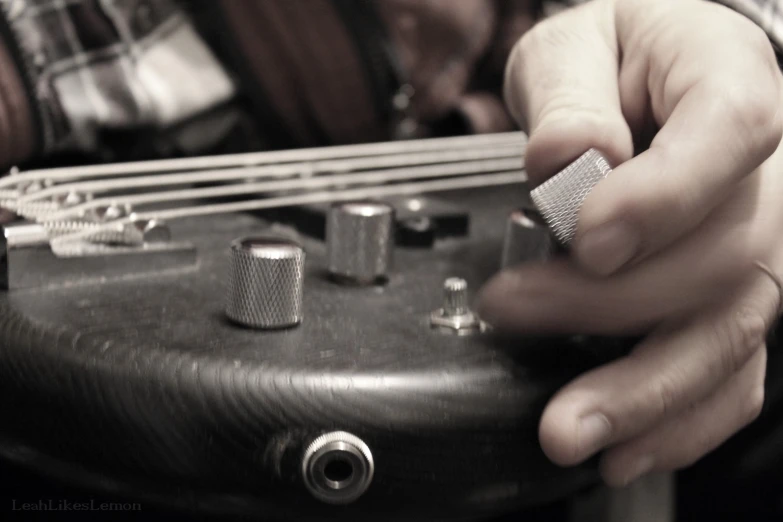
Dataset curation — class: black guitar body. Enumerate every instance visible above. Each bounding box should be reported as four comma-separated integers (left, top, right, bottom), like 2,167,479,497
0,182,630,521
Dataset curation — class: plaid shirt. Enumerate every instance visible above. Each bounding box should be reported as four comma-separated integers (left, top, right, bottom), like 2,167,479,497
0,0,781,164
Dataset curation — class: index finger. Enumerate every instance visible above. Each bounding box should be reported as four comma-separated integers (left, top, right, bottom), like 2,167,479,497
573,3,783,275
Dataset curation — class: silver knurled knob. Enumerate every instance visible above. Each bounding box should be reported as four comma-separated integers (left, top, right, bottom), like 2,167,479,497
500,208,554,268
530,149,612,246
327,200,395,284
225,237,305,329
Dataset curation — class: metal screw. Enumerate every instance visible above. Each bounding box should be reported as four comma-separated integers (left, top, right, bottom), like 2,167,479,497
103,204,127,221
57,191,85,207
88,203,132,222
141,219,171,243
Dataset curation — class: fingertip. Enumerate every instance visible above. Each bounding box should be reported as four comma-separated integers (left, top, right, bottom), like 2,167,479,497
474,272,512,328
573,218,641,277
475,262,572,333
539,401,588,467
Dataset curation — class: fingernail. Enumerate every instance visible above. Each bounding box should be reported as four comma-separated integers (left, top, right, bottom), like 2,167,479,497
578,413,613,458
575,221,639,275
620,455,656,487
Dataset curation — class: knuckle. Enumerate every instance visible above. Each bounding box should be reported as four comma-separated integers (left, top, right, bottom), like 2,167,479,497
504,21,569,129
723,85,774,134
717,77,783,156
713,306,768,376
537,98,605,131
730,19,783,152
624,143,699,218
741,18,776,58
648,371,684,420
723,5,779,70
523,18,571,54
513,24,538,58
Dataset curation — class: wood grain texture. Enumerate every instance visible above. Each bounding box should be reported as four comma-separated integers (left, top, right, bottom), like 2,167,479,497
0,185,631,520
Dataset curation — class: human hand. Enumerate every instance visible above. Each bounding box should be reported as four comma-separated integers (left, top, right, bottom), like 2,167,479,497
478,0,783,487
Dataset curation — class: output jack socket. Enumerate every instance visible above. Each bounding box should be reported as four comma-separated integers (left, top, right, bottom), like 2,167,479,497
302,431,374,504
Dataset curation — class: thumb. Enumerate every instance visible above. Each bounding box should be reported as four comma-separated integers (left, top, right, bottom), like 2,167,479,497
504,1,634,184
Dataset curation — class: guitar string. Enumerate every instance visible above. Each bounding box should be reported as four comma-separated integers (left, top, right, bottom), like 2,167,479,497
15,144,524,206
1,134,529,246
40,157,525,222
0,131,527,189
48,171,528,246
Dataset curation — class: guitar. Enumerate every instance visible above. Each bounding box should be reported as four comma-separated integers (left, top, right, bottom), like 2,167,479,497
0,133,631,521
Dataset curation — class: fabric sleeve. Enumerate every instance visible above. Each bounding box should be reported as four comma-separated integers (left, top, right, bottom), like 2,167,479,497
543,0,783,51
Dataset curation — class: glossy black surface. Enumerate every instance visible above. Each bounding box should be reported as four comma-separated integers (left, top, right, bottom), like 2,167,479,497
0,184,630,521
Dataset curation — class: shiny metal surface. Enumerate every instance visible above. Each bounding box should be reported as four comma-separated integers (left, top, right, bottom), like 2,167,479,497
302,431,374,505
41,172,527,246
327,200,395,284
1,132,524,187
442,277,469,315
224,237,305,329
137,219,171,243
530,149,612,246
500,208,554,268
430,278,486,335
0,233,197,292
39,157,522,223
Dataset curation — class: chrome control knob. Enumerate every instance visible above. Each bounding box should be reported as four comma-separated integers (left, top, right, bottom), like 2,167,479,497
225,237,305,329
327,200,395,284
530,149,612,246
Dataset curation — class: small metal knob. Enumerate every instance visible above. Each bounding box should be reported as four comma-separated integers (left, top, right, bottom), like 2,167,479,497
442,277,469,315
500,208,554,268
327,200,395,284
530,149,612,246
302,431,374,505
225,237,305,329
430,277,485,335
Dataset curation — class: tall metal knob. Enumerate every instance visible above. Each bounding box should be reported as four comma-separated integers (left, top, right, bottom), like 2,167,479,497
500,208,554,268
530,148,612,246
327,200,395,284
225,237,305,329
